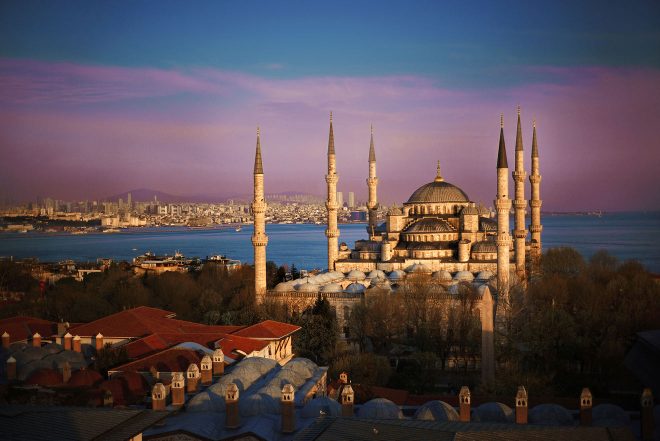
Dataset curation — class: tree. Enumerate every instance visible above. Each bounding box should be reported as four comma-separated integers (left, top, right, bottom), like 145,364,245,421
293,296,339,365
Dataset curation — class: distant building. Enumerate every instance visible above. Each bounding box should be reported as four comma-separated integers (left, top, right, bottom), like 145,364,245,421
336,191,343,208
348,191,355,209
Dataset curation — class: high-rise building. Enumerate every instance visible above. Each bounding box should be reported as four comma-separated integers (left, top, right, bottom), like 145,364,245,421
337,191,344,208
348,192,355,209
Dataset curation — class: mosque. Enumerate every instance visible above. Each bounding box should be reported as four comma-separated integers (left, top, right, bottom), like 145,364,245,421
249,109,543,383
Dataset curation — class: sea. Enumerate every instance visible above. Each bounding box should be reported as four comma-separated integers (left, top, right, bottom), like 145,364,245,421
0,212,659,273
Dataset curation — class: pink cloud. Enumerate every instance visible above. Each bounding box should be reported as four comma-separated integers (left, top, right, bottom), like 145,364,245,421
0,59,658,211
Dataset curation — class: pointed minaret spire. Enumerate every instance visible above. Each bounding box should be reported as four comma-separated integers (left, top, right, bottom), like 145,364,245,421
328,112,335,156
513,107,527,279
529,118,542,259
531,119,539,158
497,114,508,168
366,125,379,239
254,126,263,174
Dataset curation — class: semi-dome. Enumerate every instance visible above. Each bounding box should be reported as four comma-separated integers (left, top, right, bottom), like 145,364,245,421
460,204,480,216
472,241,497,253
404,218,454,233
406,180,469,204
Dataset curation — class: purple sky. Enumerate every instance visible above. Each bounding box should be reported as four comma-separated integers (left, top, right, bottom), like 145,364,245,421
1,2,659,211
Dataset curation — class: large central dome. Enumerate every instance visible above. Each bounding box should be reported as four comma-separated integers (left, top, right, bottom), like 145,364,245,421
406,180,470,204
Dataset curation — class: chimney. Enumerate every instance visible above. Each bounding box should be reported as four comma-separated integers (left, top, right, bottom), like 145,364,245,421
225,382,240,429
57,321,68,337
62,361,72,383
339,372,348,384
171,372,185,407
641,388,654,441
459,386,471,422
212,348,225,376
515,386,528,425
6,356,16,381
2,331,9,349
340,384,354,417
63,332,72,350
151,382,167,411
186,363,200,393
95,333,104,351
200,355,212,385
32,332,41,347
579,388,592,426
73,335,81,353
103,389,114,407
281,383,296,433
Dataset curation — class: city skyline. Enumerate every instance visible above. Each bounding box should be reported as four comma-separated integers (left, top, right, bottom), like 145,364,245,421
1,1,659,211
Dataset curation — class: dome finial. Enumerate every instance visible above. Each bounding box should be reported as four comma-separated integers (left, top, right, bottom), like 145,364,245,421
435,160,444,182
330,111,333,123
500,113,504,128
517,104,521,117
533,118,536,128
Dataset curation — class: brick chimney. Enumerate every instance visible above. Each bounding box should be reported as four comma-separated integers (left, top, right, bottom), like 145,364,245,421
186,363,200,393
171,372,185,407
579,388,592,426
340,384,354,417
641,388,654,441
95,333,104,351
212,348,225,376
200,355,212,385
2,331,9,349
339,372,348,384
6,356,16,381
515,386,528,425
73,335,81,353
225,382,240,429
459,386,471,422
281,383,296,433
32,332,41,347
62,361,72,383
151,382,167,411
63,332,72,350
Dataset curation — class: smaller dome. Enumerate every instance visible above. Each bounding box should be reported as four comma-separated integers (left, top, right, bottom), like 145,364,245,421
592,404,630,427
477,205,491,216
345,283,366,294
406,263,432,274
460,204,479,216
472,240,497,253
296,277,317,286
25,368,63,386
68,368,104,387
415,400,459,421
529,404,573,426
474,402,514,423
240,393,278,416
273,282,295,292
346,270,366,281
388,270,406,281
475,271,494,282
358,398,403,419
453,271,474,282
432,270,453,282
302,396,342,418
370,277,390,288
367,270,387,280
320,283,343,293
296,281,319,293
405,218,454,233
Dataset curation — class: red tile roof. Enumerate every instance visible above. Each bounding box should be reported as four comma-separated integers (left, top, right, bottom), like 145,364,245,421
67,307,179,338
232,320,300,340
0,316,56,343
215,334,270,358
112,347,205,374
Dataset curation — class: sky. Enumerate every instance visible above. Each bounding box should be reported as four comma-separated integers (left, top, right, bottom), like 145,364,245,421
0,1,659,211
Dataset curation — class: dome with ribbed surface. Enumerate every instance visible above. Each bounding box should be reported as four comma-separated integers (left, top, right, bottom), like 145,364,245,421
406,181,469,204
404,218,454,233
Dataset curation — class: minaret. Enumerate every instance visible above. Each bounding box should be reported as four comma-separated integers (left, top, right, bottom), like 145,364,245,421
495,115,512,301
366,125,379,239
251,127,268,303
325,113,340,270
529,119,543,258
512,106,527,278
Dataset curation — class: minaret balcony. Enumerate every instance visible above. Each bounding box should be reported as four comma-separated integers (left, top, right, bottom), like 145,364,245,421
325,229,340,238
513,170,527,181
367,177,378,185
529,199,542,208
496,235,511,247
325,175,338,184
514,229,528,239
326,202,338,210
530,225,543,233
513,200,527,210
494,200,511,210
251,235,269,247
529,175,542,184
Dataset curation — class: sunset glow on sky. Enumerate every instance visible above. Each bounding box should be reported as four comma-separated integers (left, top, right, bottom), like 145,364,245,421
1,1,659,211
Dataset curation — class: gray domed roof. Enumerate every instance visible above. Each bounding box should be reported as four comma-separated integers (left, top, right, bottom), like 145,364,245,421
320,283,343,293
476,271,494,281
406,263,432,274
406,180,469,204
404,218,454,233
415,400,459,421
472,240,497,253
273,281,295,292
367,270,387,280
454,271,474,282
592,403,630,427
358,398,403,419
239,393,278,416
389,270,406,281
432,270,453,282
346,270,366,281
474,402,514,423
302,396,342,418
282,358,317,378
345,283,366,294
296,281,319,293
529,404,573,426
